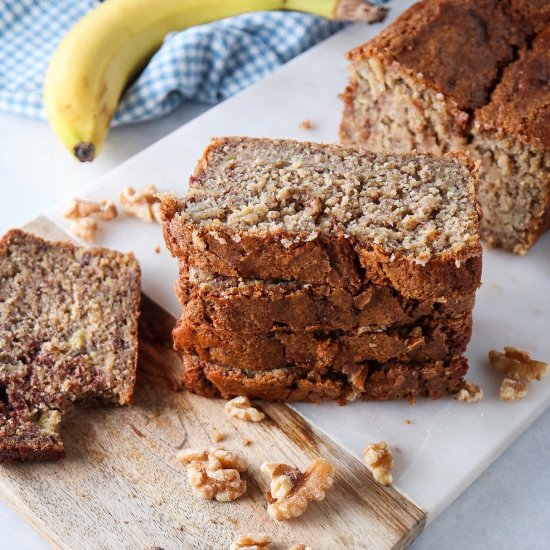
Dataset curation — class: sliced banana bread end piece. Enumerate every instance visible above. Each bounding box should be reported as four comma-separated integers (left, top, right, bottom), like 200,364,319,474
0,230,141,462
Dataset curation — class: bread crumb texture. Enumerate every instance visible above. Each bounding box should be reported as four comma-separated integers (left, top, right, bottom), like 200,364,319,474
0,229,140,462
177,137,480,262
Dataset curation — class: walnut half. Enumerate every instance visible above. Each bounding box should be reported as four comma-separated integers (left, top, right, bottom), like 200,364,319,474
230,533,272,550
489,347,549,383
490,347,548,401
364,441,393,486
261,458,335,521
177,447,247,502
64,198,117,221
225,396,265,422
69,217,98,243
119,184,162,222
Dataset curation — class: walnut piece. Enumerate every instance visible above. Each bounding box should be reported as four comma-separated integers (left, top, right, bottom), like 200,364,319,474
225,396,265,422
299,119,314,130
489,347,549,383
119,184,162,222
261,458,335,521
500,378,529,401
69,217,98,243
364,441,393,486
456,381,484,403
64,198,117,221
177,447,247,502
211,428,224,443
230,533,272,550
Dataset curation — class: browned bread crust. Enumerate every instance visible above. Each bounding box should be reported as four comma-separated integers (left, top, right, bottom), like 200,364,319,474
175,269,475,334
164,221,481,301
174,310,471,371
348,0,537,111
476,26,550,152
0,229,141,462
182,354,468,402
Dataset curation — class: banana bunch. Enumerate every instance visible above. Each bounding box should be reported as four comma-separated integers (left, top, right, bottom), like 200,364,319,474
44,0,386,162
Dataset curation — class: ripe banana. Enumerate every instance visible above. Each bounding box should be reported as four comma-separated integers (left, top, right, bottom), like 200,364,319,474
44,0,386,162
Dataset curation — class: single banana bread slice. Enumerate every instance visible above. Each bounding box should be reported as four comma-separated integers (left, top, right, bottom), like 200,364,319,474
340,0,550,253
0,230,141,462
182,353,469,402
176,266,475,335
161,137,482,300
173,311,471,371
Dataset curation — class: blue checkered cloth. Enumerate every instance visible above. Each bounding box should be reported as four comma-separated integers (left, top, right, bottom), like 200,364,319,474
0,0,353,125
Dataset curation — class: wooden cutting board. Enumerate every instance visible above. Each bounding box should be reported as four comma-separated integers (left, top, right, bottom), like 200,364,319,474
0,217,425,550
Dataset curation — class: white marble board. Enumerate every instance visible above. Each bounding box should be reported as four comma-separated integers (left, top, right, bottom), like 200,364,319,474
42,0,550,523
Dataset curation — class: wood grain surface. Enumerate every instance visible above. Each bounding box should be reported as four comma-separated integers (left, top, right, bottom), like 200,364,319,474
0,217,426,549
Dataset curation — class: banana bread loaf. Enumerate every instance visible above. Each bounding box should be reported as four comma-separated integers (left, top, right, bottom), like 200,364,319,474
340,0,550,253
0,230,141,462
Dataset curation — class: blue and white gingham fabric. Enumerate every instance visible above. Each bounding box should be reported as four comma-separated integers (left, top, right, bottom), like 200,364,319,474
0,0,352,125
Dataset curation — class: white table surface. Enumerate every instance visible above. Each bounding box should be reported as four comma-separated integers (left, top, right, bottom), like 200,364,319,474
1,104,550,550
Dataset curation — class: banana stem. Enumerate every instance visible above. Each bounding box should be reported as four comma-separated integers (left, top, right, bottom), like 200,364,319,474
285,0,387,22
332,0,388,22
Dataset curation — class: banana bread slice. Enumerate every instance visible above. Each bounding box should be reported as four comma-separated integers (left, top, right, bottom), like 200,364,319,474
176,266,475,334
161,137,482,299
182,353,469,402
340,0,550,253
173,311,471,371
0,230,141,462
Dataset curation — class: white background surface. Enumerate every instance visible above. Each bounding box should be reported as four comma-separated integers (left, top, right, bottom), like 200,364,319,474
1,2,550,548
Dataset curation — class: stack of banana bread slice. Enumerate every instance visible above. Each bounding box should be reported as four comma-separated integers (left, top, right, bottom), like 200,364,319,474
161,137,482,403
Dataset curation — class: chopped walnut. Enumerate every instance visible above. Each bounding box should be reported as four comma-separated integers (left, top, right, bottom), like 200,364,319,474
288,545,312,550
364,441,393,486
242,438,251,447
119,184,161,222
455,381,484,403
69,217,98,243
500,378,529,401
177,447,247,502
230,533,272,550
489,347,549,383
211,428,224,443
261,458,335,521
225,396,265,422
64,198,117,221
299,119,314,130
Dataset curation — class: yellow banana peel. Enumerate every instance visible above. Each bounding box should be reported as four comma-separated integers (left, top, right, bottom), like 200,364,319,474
44,0,387,162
